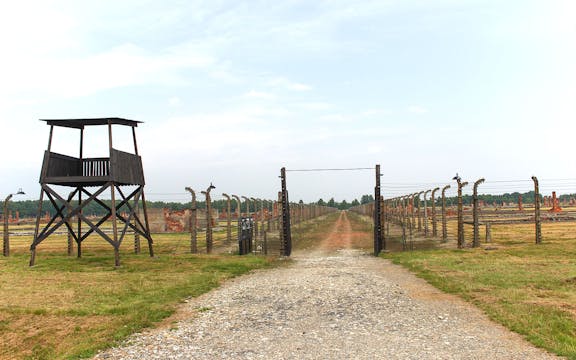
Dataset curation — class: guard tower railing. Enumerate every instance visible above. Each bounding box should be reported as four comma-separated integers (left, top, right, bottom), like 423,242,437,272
41,148,144,186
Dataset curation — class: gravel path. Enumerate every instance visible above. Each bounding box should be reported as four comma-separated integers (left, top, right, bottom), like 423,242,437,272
95,212,560,359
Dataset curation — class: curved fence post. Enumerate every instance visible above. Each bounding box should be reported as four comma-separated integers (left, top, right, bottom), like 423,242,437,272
431,187,440,237
251,197,259,250
232,195,242,218
441,185,451,243
423,189,431,237
416,191,424,233
222,193,232,245
455,176,469,249
232,194,242,249
202,183,216,254
185,187,198,253
472,178,485,248
241,196,251,218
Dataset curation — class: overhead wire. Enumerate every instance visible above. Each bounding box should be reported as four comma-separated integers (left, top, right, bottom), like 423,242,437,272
286,167,374,172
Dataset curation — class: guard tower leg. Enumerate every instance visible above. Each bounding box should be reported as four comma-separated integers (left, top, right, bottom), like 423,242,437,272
114,247,120,267
140,189,154,257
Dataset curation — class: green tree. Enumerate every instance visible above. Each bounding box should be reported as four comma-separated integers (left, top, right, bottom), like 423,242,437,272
360,194,374,204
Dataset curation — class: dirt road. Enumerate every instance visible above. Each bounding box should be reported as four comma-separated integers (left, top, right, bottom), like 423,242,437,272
95,211,559,359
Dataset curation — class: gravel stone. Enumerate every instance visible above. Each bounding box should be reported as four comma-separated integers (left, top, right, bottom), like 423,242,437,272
94,248,561,359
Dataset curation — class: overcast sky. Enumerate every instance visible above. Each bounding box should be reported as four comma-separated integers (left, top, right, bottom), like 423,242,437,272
1,0,575,203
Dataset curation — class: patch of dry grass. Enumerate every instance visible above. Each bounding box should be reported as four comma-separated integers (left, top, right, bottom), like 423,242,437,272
385,221,576,359
0,228,274,359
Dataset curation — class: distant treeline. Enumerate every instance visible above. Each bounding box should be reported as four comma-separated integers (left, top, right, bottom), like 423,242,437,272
3,199,246,218
4,192,574,218
315,194,375,210
4,195,376,218
314,191,575,208
448,191,575,206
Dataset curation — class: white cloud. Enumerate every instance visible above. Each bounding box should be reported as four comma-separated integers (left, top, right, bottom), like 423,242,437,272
318,114,349,123
168,97,181,107
0,2,78,56
287,82,312,91
265,77,312,91
243,90,276,100
296,102,333,111
407,105,429,114
0,41,215,103
361,109,392,117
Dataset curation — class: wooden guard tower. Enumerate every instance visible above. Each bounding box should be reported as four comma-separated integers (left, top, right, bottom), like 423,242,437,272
30,118,154,266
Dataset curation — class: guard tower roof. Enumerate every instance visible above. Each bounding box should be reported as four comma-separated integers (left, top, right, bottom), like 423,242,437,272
41,117,142,129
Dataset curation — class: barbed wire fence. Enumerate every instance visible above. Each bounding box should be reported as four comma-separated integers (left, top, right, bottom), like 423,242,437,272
1,185,337,258
4,176,576,258
350,177,576,252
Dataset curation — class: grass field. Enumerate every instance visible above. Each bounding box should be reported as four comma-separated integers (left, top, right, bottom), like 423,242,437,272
384,220,576,359
5,211,576,358
0,227,277,360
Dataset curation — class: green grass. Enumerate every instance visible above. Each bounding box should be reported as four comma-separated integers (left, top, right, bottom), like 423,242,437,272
384,241,576,359
0,236,275,360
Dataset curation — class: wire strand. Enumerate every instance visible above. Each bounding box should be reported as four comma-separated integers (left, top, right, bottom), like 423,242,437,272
286,168,374,172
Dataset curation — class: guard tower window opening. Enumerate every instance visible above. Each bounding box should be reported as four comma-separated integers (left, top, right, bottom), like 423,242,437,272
49,123,137,158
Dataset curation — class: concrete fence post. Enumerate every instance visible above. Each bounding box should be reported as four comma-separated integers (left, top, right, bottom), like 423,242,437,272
532,176,542,244
441,185,451,243
202,183,216,254
402,196,408,250
431,187,440,237
266,200,272,232
410,193,416,233
232,194,242,248
423,189,431,237
251,197,259,251
222,193,232,245
455,176,469,249
258,198,264,247
263,200,269,256
185,187,198,254
259,199,265,237
241,196,251,218
416,191,424,232
472,178,485,248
